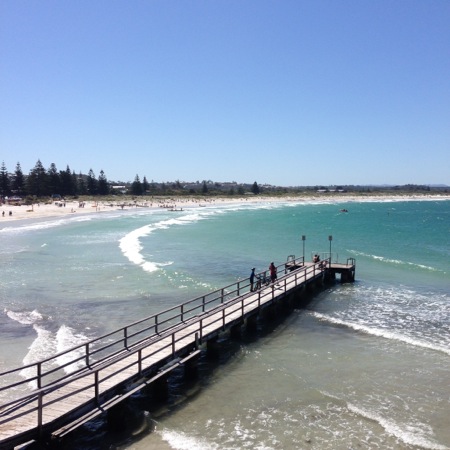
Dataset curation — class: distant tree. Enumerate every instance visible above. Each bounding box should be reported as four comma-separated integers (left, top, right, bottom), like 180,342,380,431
86,169,98,195
202,180,208,194
60,165,75,196
237,186,245,195
27,159,48,197
72,170,79,195
142,176,149,193
0,161,11,197
47,163,61,195
77,172,87,195
131,174,143,195
251,181,260,195
97,170,109,195
13,162,25,196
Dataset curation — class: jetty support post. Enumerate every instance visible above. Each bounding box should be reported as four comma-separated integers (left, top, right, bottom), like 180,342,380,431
246,314,258,332
206,337,221,359
229,322,243,339
152,374,170,402
184,353,200,381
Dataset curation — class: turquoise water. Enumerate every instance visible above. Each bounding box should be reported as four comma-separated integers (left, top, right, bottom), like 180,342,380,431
1,199,449,449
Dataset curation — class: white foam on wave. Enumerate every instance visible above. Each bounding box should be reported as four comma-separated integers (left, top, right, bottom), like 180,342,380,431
312,312,450,357
349,250,441,272
19,324,89,387
55,325,89,373
0,218,71,234
119,213,211,273
5,309,89,384
347,403,448,450
20,324,56,386
5,309,44,325
158,428,218,450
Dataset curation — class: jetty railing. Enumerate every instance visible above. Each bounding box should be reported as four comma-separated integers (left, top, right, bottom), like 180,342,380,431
0,257,306,395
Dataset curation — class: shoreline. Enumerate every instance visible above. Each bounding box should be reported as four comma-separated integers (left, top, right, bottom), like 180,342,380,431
1,193,450,223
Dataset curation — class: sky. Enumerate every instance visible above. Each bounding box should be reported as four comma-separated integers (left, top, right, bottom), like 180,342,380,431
1,0,449,187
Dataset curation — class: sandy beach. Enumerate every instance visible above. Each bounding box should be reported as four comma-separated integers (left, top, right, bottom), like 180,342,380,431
1,193,449,223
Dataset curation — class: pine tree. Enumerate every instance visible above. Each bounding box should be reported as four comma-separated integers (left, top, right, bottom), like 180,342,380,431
98,170,109,195
77,172,87,195
251,181,260,195
72,171,79,195
13,162,25,196
0,161,11,197
142,176,149,193
60,165,75,196
47,163,61,195
131,174,143,195
27,160,48,197
86,169,98,195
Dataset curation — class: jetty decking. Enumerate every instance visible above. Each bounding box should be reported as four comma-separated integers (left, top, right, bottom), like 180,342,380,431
0,257,355,449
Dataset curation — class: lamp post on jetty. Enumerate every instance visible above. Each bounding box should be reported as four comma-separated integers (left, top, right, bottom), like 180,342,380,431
302,235,306,262
328,235,333,264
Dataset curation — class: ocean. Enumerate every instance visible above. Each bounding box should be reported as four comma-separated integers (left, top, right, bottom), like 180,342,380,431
0,198,449,450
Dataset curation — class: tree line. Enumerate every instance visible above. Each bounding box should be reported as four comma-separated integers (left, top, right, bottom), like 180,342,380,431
0,160,112,198
0,160,263,199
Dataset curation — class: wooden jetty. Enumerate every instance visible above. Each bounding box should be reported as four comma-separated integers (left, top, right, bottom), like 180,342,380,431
0,256,355,449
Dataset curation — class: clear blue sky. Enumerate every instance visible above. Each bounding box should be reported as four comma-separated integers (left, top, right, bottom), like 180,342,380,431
1,0,449,186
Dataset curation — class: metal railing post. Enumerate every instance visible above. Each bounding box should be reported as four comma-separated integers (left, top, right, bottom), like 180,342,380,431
124,327,128,349
85,343,90,367
37,391,43,438
36,362,42,389
95,371,99,406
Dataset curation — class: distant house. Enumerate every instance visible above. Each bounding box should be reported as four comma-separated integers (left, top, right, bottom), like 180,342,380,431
6,196,22,205
111,186,127,194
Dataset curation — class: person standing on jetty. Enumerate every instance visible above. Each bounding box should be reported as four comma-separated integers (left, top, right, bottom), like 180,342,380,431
269,262,277,284
250,268,256,292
